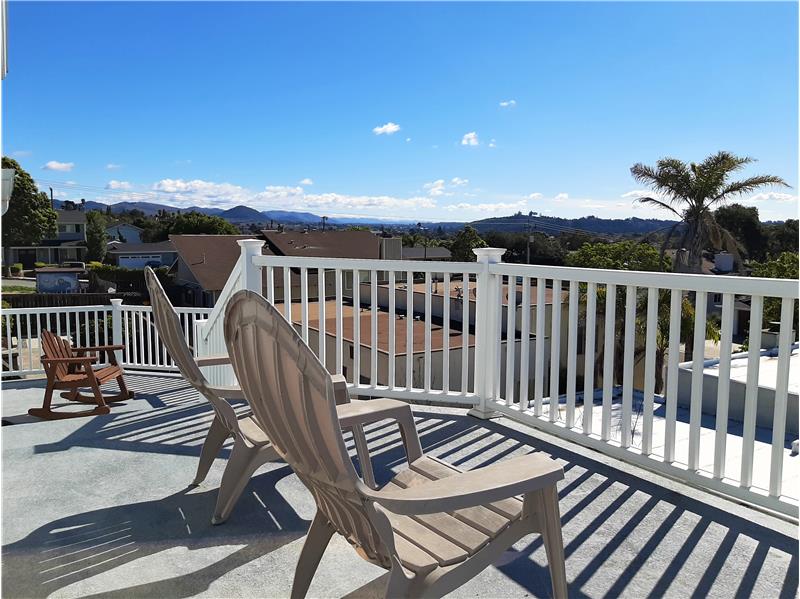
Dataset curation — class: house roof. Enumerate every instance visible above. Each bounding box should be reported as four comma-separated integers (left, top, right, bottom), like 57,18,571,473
169,235,272,292
402,246,452,260
262,230,382,259
56,210,87,224
107,241,176,254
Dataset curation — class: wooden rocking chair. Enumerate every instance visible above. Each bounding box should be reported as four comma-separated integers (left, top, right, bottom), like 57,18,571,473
29,329,133,420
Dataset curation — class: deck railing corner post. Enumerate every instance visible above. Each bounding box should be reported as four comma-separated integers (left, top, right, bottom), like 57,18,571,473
238,238,265,294
468,247,505,419
109,298,123,363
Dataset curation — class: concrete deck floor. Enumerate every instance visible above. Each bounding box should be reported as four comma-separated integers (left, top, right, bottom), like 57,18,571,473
2,373,797,599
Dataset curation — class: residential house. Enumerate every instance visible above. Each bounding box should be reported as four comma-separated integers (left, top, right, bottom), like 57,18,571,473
4,207,87,267
169,235,270,307
106,241,177,269
262,229,402,291
106,222,143,244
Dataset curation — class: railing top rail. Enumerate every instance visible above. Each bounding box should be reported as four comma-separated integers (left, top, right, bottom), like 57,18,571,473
200,259,243,340
489,262,800,298
1,305,113,314
1,304,209,315
252,254,483,274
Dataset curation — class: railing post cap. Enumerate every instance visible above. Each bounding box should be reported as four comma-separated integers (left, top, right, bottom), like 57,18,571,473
238,239,266,250
473,247,506,263
109,298,123,306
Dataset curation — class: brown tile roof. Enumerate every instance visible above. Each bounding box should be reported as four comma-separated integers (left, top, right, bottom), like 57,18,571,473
262,230,382,259
169,235,272,292
307,311,473,355
276,300,471,354
107,241,176,254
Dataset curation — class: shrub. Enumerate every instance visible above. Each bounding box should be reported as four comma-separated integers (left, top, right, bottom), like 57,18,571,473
10,263,23,274
33,261,46,269
87,261,104,269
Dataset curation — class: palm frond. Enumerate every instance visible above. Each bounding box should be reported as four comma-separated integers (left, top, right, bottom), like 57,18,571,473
712,175,790,203
660,222,682,271
630,159,692,203
635,196,683,218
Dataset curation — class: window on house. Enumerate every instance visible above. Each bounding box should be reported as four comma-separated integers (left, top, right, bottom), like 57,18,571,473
58,225,66,233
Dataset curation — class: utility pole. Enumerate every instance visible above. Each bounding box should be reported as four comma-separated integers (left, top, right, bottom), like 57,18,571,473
49,187,54,210
526,211,538,264
321,216,328,232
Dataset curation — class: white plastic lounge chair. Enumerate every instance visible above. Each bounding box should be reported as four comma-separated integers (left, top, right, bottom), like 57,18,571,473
224,289,568,598
145,268,378,524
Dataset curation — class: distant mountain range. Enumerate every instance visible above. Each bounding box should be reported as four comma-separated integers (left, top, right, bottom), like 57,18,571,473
470,213,678,236
53,199,684,235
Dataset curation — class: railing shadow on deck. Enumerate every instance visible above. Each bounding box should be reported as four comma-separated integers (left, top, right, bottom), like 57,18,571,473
352,411,799,599
1,465,307,599
4,374,798,598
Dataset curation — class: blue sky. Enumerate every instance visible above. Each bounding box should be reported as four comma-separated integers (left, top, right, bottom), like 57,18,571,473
5,1,798,222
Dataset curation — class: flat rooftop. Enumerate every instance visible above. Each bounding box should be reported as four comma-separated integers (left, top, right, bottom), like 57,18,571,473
2,373,796,598
701,345,800,394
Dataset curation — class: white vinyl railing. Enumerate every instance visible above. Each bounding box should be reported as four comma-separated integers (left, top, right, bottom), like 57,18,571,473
198,240,798,519
1,300,211,376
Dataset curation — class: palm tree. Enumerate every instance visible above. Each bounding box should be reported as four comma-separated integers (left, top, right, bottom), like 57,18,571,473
631,152,788,273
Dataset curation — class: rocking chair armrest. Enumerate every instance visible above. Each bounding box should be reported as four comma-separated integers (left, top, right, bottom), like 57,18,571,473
206,385,246,400
362,453,564,515
42,356,98,365
336,399,423,463
195,355,231,367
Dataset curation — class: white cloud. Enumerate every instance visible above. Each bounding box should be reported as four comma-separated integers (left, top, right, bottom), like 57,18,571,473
106,163,122,170
106,180,131,190
299,178,314,186
424,179,447,197
373,122,401,135
553,193,569,203
450,177,469,187
295,193,434,211
581,200,607,209
461,132,479,146
405,137,412,143
488,139,497,148
499,100,516,108
12,150,32,158
528,192,543,200
746,192,797,203
147,177,435,216
42,160,74,172
446,199,528,213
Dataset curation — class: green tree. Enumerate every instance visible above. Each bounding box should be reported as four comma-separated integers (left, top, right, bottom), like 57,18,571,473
750,252,799,329
714,203,767,261
764,219,799,257
567,241,718,393
566,240,669,271
145,211,238,241
448,225,487,262
86,211,108,262
1,157,57,246
631,152,788,272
